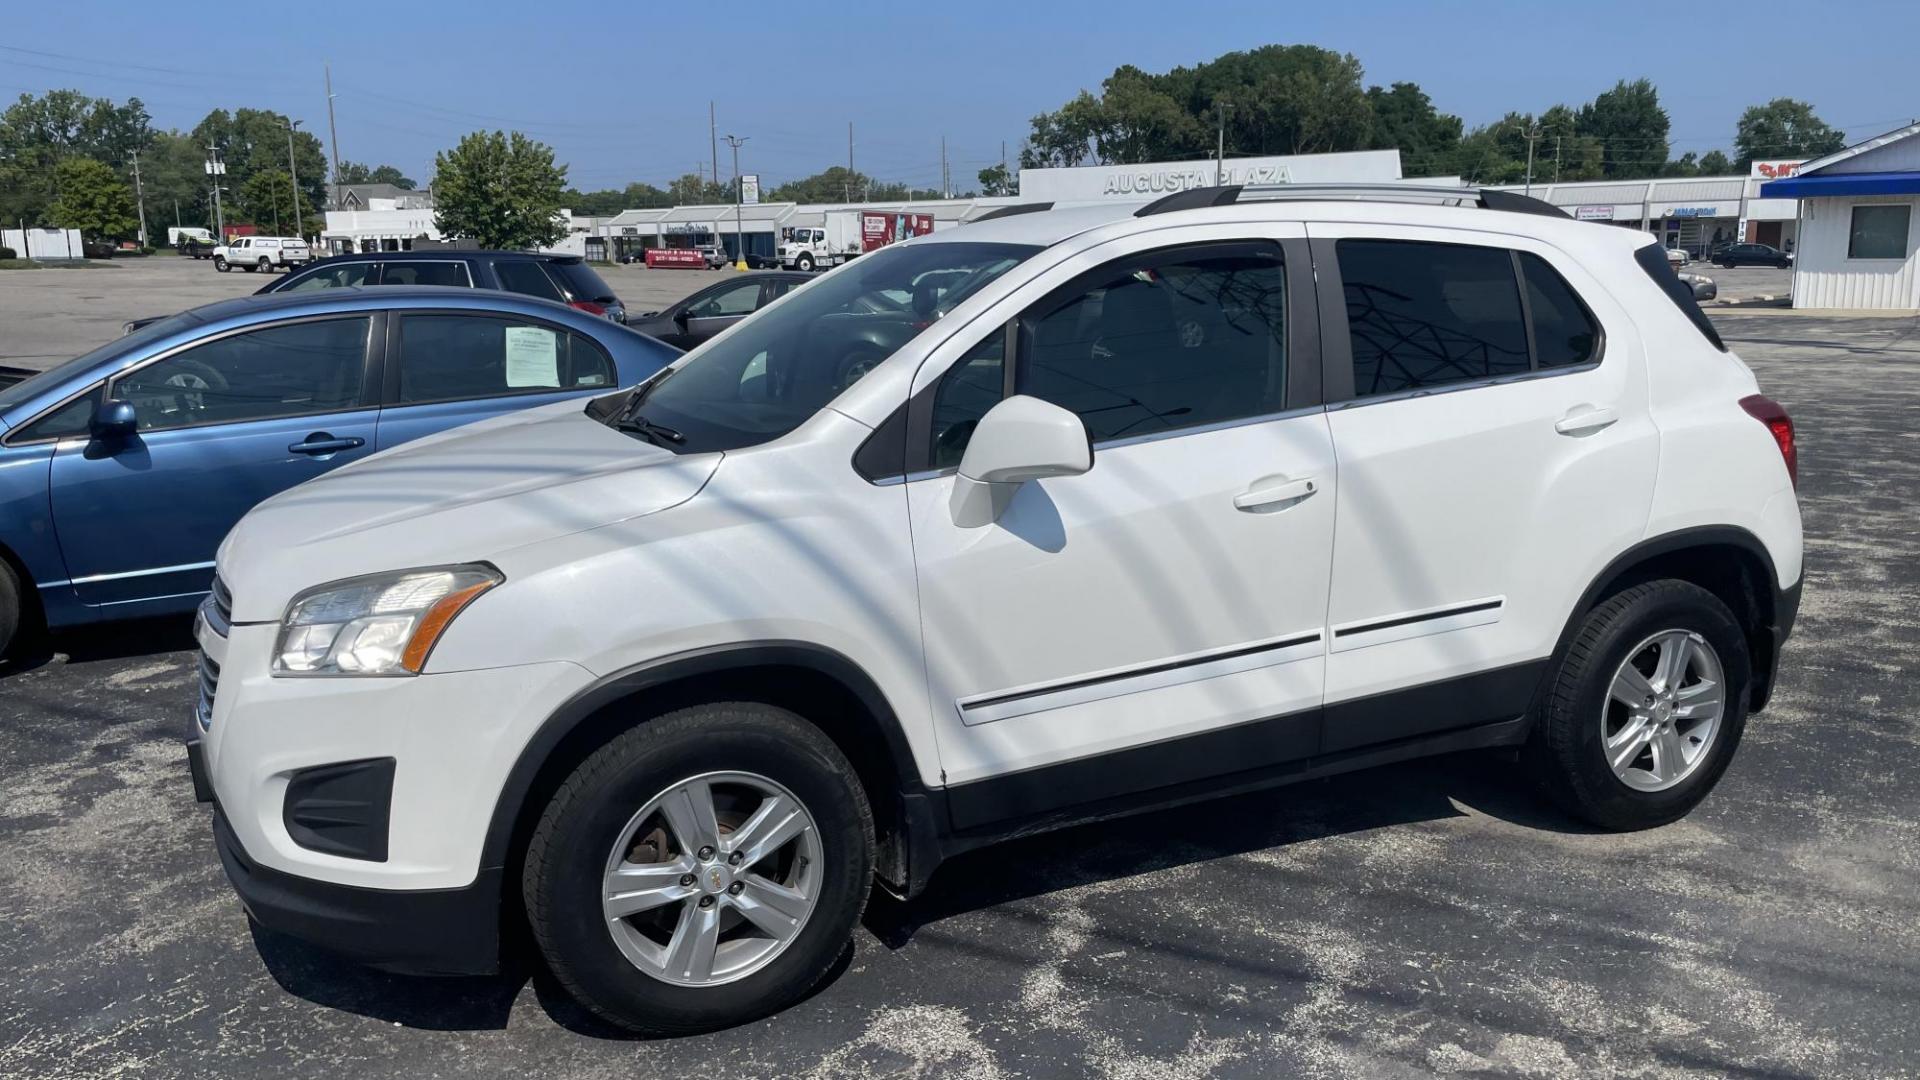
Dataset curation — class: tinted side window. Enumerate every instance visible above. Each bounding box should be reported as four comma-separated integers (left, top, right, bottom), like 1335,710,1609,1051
13,387,102,442
930,332,1005,468
1020,247,1287,442
113,318,369,431
493,261,565,302
378,262,471,287
283,262,375,291
1519,253,1600,368
396,315,614,403
1338,239,1528,397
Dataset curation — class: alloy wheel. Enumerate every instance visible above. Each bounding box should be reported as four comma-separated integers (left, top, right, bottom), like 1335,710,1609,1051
599,770,822,987
1602,629,1726,792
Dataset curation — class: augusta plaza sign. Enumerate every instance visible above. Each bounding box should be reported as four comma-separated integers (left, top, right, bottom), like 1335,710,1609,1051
1102,162,1293,195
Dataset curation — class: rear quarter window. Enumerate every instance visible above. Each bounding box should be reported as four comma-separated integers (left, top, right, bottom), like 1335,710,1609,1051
1633,243,1726,351
545,260,615,302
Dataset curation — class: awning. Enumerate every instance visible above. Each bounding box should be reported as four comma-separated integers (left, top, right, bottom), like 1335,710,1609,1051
1760,171,1920,198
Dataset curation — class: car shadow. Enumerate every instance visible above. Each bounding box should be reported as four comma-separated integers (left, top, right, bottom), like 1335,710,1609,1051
249,748,1593,1038
0,614,197,679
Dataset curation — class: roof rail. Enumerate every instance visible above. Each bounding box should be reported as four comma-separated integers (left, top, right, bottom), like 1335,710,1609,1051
971,201,1054,222
1134,183,1571,220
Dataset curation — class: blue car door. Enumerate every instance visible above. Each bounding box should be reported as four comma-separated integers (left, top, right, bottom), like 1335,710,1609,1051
48,314,378,608
372,310,620,450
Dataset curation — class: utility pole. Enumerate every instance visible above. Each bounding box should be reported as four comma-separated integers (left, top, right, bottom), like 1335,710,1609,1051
847,121,854,202
710,102,719,189
286,118,304,239
1553,134,1563,184
324,64,343,211
205,145,226,240
1215,102,1230,185
724,133,747,270
130,149,149,246
940,135,948,198
1522,122,1544,196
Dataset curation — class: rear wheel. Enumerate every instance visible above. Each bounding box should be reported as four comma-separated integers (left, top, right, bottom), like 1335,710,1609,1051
1524,580,1751,830
524,702,874,1035
214,256,229,272
258,258,272,273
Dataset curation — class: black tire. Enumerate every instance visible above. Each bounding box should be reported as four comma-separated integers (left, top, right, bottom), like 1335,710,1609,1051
0,560,21,661
258,258,272,273
796,254,814,272
214,256,229,272
1524,580,1751,830
523,702,874,1036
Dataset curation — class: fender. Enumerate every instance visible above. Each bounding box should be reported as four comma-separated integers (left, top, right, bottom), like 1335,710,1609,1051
477,640,930,874
1556,524,1796,712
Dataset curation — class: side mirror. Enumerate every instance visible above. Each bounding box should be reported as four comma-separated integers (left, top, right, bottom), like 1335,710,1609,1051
949,396,1092,528
672,308,690,328
90,399,138,442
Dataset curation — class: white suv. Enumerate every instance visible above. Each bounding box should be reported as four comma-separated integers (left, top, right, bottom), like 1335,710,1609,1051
213,235,310,273
188,185,1802,1035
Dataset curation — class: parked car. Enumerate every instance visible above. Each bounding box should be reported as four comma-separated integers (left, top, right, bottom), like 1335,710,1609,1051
1713,243,1793,269
1678,272,1718,302
697,243,730,269
267,250,629,323
624,270,811,349
0,287,675,658
214,236,310,273
190,187,1801,1036
1663,246,1688,268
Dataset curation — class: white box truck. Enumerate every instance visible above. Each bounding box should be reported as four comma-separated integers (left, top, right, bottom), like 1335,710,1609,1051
779,210,862,271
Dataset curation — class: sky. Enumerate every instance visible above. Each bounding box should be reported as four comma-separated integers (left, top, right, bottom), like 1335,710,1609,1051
4,0,1916,191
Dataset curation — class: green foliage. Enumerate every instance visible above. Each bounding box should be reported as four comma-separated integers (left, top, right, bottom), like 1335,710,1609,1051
1734,98,1846,169
1577,79,1669,178
977,162,1016,197
0,245,15,259
564,182,670,216
337,160,417,189
1365,82,1462,173
191,108,329,213
238,168,319,234
48,157,138,240
0,89,152,222
667,172,730,204
1698,149,1732,175
432,130,568,249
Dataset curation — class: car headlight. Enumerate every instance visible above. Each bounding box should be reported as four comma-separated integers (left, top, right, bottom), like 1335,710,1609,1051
273,565,501,677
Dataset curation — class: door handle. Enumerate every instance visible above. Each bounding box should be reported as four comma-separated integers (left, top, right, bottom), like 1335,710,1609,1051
288,434,365,456
1234,477,1318,513
1554,405,1619,437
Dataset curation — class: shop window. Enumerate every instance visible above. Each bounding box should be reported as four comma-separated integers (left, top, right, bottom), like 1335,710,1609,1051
1848,204,1912,260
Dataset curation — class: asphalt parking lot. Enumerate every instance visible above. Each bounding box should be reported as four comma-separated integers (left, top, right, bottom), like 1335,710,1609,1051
0,255,743,373
1,272,1917,1076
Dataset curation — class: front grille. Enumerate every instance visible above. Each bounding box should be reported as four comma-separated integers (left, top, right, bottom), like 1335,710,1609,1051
210,575,233,627
195,650,221,731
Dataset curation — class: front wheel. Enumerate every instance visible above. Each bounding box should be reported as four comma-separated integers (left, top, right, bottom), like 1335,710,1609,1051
213,256,229,272
523,702,874,1035
1524,580,1751,830
796,254,814,272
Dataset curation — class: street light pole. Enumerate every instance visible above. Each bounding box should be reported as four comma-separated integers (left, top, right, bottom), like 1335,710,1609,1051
286,119,304,239
724,133,748,271
206,145,226,240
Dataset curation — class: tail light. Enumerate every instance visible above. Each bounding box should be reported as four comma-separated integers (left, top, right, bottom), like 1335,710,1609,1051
1739,394,1796,489
569,300,607,317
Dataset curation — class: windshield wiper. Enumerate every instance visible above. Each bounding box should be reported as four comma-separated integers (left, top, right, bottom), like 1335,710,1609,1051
616,415,685,447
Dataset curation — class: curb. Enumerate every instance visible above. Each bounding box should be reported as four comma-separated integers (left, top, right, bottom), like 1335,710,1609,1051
1711,295,1789,308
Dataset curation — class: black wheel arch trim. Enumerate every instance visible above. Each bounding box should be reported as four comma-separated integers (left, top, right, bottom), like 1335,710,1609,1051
1560,524,1797,712
478,640,930,876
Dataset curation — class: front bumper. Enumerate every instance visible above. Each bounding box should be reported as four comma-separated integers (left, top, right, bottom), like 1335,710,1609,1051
208,801,502,975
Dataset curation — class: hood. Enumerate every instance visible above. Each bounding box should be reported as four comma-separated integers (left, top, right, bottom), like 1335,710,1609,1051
218,400,717,623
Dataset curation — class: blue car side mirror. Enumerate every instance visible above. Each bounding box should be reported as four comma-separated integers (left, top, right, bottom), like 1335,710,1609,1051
90,399,138,441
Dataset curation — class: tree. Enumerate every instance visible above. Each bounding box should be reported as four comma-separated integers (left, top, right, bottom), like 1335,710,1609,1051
47,157,137,241
1020,90,1104,168
238,168,318,235
977,162,1016,197
1365,82,1462,174
0,90,151,222
667,172,729,204
1577,79,1669,179
432,130,568,249
1663,151,1700,178
1734,98,1846,169
1698,149,1733,175
192,108,328,213
336,160,417,189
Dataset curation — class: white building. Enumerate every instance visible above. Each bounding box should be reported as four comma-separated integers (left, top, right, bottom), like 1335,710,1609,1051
1760,122,1920,310
1018,149,1409,201
1485,168,1806,258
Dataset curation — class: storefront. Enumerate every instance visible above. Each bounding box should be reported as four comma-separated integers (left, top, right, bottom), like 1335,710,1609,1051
1760,122,1920,310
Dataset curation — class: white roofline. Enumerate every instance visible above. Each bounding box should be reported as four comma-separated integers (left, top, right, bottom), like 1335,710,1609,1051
1797,121,1920,176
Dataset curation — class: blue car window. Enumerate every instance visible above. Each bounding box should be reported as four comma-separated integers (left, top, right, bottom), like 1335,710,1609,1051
113,317,370,432
396,315,614,404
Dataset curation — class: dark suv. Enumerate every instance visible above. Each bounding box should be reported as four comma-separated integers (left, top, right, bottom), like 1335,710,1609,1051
1712,243,1792,269
263,251,628,322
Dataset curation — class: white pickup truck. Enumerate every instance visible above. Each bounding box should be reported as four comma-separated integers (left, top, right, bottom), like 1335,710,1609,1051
213,236,311,273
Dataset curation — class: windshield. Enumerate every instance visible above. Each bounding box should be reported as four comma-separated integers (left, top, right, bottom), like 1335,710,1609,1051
0,312,203,416
614,241,1036,452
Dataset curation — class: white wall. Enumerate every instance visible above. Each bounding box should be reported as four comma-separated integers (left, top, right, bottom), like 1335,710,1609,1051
1019,149,1403,201
2,227,84,259
1791,195,1920,310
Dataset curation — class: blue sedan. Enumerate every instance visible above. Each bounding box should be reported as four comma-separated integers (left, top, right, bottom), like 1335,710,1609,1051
0,287,677,656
